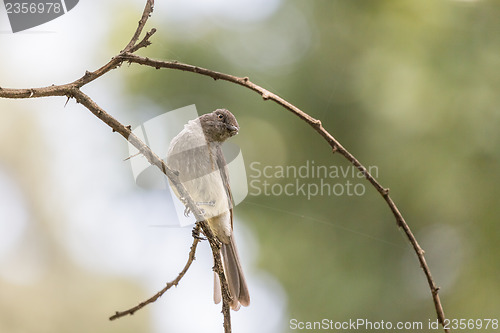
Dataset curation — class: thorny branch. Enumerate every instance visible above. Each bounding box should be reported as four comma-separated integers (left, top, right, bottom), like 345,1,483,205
0,0,449,332
108,223,231,328
115,54,448,331
116,53,448,332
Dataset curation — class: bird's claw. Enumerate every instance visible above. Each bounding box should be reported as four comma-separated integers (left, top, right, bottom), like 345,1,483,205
192,232,207,241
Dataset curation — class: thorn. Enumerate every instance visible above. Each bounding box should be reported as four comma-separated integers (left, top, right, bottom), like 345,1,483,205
126,125,132,130
64,96,71,107
29,89,34,98
124,152,142,161
332,146,338,154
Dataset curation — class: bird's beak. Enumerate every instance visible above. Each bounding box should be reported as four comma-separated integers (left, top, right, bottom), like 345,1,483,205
227,124,239,136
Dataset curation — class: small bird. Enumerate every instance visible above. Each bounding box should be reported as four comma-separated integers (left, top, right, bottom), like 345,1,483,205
166,109,250,310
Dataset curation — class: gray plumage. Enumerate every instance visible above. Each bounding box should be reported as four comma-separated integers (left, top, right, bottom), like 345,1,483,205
166,109,250,310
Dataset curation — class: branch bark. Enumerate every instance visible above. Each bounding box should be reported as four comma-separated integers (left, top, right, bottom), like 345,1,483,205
0,1,449,332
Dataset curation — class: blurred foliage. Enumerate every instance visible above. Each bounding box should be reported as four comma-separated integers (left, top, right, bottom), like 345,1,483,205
117,0,500,330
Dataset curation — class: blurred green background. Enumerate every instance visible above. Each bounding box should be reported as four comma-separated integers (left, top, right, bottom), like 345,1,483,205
1,0,500,332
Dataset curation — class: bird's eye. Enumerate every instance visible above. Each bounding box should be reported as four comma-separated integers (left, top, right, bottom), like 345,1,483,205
217,113,224,120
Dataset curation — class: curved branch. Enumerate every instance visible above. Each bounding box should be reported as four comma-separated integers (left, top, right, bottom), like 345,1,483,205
118,53,449,332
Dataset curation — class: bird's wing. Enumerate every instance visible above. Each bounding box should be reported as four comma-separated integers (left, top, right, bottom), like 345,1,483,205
215,145,234,229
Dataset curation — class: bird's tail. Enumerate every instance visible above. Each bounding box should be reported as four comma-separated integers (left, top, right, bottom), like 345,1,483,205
213,238,250,311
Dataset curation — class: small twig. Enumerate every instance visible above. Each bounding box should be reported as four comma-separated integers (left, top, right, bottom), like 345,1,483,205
122,0,155,53
108,222,232,331
123,151,142,161
109,224,201,320
130,28,157,53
